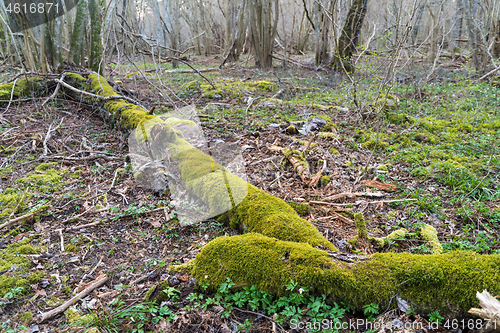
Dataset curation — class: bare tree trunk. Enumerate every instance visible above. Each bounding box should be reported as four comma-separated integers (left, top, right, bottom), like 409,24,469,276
329,0,368,72
412,2,426,44
248,0,279,68
463,0,480,70
89,0,103,73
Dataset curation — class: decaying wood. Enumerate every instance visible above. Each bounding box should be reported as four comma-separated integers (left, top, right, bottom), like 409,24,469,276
323,191,385,202
37,274,109,323
362,179,398,192
468,290,500,333
268,144,311,185
309,158,327,187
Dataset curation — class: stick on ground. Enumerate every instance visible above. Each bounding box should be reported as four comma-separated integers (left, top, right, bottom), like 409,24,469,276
37,274,109,323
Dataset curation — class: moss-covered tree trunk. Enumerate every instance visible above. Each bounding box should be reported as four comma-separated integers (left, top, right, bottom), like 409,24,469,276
329,0,368,72
69,0,88,65
2,74,499,317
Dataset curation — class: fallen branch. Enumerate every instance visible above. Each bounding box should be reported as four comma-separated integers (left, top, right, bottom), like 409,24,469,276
323,191,385,202
37,274,109,323
56,77,147,110
268,145,311,185
309,158,327,187
0,205,49,231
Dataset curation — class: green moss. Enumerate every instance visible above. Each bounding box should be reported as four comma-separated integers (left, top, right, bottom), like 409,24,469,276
18,245,38,254
27,271,44,284
387,211,397,221
320,176,330,185
376,95,399,111
377,164,388,172
419,224,443,254
46,296,64,306
181,80,201,90
286,125,298,135
386,112,408,124
144,280,170,303
18,312,33,325
319,132,337,140
0,188,31,217
294,139,318,148
252,80,277,91
65,244,78,253
311,115,337,132
203,89,224,98
288,202,311,216
35,162,58,172
354,213,368,239
0,240,40,295
329,147,340,155
190,233,500,315
219,185,334,249
124,72,153,78
0,78,44,100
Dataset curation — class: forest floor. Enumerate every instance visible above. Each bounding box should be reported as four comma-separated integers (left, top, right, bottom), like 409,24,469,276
0,54,499,332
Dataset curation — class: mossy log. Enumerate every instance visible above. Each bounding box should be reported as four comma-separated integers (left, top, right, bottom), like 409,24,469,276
1,74,499,316
184,233,500,315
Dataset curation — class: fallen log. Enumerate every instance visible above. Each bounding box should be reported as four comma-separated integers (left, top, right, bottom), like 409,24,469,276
2,72,498,316
176,233,500,316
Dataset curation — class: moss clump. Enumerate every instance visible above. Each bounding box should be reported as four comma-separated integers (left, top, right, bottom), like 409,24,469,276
219,185,334,250
288,202,311,216
312,115,337,132
203,89,224,98
181,80,201,90
377,164,388,172
189,233,500,314
319,132,337,140
253,80,277,91
0,188,31,217
376,95,399,111
320,176,330,185
329,147,340,155
65,244,78,253
419,224,443,254
18,245,38,254
18,312,33,325
0,240,39,295
27,271,44,284
0,78,44,100
144,280,170,303
286,125,298,135
354,213,368,239
294,139,317,148
387,112,408,124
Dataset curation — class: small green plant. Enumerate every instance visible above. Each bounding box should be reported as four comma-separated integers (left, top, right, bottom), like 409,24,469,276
362,303,379,321
428,310,443,325
4,286,24,300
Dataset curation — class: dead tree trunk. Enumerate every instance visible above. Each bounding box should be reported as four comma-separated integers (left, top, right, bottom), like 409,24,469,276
329,0,368,72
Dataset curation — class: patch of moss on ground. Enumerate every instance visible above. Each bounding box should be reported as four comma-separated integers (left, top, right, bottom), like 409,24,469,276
0,239,41,296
